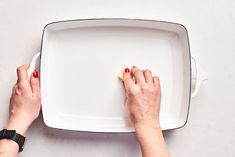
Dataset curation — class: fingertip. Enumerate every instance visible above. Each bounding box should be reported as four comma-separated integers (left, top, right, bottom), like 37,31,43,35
153,76,159,81
153,76,160,87
17,64,30,71
123,68,131,80
131,66,136,72
30,71,39,86
143,69,153,83
122,67,135,89
119,67,128,81
30,72,40,95
119,66,131,80
32,70,39,78
124,68,130,73
16,64,30,82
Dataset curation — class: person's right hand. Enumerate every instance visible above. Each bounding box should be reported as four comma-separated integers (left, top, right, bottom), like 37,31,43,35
122,67,170,157
122,66,161,130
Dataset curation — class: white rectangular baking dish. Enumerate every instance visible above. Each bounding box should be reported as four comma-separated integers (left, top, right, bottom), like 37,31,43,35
28,19,207,132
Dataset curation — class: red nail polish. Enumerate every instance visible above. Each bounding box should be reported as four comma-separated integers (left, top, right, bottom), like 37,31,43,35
33,71,39,78
124,68,130,73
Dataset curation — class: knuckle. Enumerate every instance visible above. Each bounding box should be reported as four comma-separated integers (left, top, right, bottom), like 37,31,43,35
18,82,25,87
127,87,138,96
140,84,149,91
17,82,27,91
152,88,158,95
140,84,157,94
15,88,22,95
149,87,155,93
127,87,135,94
133,69,140,75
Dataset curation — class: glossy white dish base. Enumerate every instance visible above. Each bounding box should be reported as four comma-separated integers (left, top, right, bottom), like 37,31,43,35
40,19,191,132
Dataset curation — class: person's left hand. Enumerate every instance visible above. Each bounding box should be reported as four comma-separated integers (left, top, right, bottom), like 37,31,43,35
5,64,41,135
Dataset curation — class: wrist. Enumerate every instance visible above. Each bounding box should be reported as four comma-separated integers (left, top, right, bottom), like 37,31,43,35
4,117,30,135
134,118,161,135
134,122,163,145
134,117,160,129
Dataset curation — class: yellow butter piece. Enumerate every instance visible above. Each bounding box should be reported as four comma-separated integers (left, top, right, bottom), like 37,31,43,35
119,69,125,80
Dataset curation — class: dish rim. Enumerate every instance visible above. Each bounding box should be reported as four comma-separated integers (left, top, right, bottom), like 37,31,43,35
39,18,192,132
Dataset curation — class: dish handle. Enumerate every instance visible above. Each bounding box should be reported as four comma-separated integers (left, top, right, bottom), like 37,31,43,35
27,52,40,79
191,55,208,98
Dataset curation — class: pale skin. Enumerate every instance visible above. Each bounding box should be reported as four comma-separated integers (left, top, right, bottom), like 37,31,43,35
0,64,41,157
123,66,170,157
0,65,170,157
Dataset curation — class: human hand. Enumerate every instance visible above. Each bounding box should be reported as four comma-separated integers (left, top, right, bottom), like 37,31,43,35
5,64,41,135
122,66,161,131
122,67,170,157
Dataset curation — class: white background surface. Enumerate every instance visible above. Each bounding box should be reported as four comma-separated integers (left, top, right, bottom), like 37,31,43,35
0,0,234,156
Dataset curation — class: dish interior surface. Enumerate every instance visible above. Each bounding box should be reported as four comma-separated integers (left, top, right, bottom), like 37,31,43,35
40,19,191,132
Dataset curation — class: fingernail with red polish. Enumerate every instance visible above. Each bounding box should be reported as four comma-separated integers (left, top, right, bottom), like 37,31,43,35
33,70,39,78
124,68,130,73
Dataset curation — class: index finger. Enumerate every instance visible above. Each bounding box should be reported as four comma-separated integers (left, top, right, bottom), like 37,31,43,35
122,68,135,90
17,64,30,82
